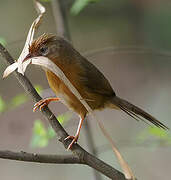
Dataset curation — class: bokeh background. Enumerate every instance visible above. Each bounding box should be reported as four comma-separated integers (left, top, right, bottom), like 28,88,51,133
0,0,171,180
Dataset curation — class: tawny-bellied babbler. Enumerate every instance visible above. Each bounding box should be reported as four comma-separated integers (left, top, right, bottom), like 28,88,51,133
24,34,169,149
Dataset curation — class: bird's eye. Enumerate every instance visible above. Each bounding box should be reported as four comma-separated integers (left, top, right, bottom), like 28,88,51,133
39,46,49,56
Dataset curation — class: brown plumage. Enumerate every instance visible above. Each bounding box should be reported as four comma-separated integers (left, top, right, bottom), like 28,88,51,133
26,33,169,149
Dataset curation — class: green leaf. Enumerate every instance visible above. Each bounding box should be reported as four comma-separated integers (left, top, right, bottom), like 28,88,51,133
37,137,48,147
71,0,89,15
136,126,171,145
148,127,169,139
39,0,51,2
30,120,49,148
31,133,49,148
30,112,72,148
34,85,43,94
58,112,72,125
70,0,101,15
0,96,6,113
10,93,28,108
0,37,7,46
47,127,56,139
33,120,47,136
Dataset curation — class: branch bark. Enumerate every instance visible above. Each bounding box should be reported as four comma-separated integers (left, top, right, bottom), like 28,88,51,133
0,43,127,179
0,150,81,164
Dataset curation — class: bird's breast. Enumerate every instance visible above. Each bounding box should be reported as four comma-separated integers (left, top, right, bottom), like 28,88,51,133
45,61,88,116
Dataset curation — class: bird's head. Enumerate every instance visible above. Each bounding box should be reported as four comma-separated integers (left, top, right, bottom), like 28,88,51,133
3,33,77,78
23,33,67,62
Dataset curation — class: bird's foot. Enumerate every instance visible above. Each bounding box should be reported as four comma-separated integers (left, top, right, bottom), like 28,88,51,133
33,97,59,112
33,99,50,112
64,135,79,150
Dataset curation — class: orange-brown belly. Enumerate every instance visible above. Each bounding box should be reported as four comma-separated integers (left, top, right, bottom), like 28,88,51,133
45,70,88,117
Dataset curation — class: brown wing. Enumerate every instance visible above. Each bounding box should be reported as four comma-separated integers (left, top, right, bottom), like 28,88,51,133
78,56,115,97
56,37,115,97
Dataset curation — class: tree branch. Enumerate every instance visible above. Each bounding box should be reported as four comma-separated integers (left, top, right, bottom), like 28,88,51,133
0,150,81,164
0,43,127,179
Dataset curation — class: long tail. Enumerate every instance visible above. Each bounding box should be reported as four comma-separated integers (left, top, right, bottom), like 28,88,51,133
110,96,169,130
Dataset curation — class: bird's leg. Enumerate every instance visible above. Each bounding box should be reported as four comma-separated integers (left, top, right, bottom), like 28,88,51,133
33,97,59,112
65,115,85,150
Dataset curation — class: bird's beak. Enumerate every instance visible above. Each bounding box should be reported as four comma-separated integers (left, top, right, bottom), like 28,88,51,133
23,53,32,62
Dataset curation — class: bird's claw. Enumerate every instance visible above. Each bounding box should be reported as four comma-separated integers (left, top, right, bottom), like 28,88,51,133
64,135,79,150
33,99,49,112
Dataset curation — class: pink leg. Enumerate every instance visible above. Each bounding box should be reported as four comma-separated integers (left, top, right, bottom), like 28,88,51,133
33,97,59,112
65,115,85,150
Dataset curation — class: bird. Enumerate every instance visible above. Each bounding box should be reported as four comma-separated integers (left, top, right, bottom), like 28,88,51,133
24,33,169,149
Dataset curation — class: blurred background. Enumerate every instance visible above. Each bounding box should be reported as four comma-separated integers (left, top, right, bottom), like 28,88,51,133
0,0,171,179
